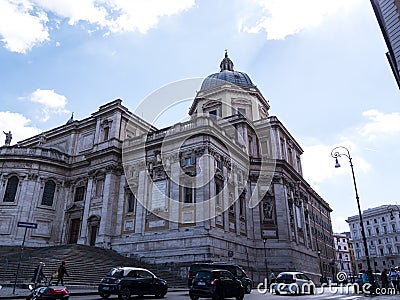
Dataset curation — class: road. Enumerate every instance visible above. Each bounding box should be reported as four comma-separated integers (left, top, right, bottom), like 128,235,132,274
67,289,398,300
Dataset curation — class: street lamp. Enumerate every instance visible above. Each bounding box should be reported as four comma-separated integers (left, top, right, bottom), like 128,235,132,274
263,238,269,288
317,249,323,278
331,146,376,291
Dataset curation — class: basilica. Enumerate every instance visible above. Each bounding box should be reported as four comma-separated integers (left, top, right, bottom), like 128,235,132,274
0,53,335,283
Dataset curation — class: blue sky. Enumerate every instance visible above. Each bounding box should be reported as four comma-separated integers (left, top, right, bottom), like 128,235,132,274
0,0,399,232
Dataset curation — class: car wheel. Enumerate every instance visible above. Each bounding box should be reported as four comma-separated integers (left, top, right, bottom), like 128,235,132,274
310,286,315,295
155,287,167,298
190,295,199,300
236,290,244,300
275,290,280,295
245,283,252,294
118,287,131,300
99,291,110,299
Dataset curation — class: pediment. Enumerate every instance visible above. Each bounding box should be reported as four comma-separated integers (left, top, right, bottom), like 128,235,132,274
65,202,84,212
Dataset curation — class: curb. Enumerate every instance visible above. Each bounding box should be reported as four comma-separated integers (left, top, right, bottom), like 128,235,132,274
0,287,189,299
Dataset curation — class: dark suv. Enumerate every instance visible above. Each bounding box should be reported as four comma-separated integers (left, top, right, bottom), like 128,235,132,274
98,267,168,300
189,269,244,300
188,263,252,293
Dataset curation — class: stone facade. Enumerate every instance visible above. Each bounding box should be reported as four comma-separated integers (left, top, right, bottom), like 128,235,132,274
347,204,400,272
333,232,354,276
0,54,335,284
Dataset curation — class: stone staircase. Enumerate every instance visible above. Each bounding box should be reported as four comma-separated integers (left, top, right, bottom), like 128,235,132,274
0,244,187,287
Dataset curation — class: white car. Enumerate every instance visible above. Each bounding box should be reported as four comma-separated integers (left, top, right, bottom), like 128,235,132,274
273,272,315,295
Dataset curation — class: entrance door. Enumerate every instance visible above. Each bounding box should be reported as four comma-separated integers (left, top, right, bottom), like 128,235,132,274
69,218,81,244
89,225,98,246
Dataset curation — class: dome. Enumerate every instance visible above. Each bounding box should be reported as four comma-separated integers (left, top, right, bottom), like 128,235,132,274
200,51,255,91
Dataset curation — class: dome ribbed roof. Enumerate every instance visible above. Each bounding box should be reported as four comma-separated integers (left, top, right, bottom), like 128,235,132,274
200,51,255,91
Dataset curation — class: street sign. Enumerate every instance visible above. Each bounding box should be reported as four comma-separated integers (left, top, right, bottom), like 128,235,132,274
17,222,37,229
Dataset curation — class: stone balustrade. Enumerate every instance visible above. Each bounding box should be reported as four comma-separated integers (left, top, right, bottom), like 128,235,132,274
0,146,70,163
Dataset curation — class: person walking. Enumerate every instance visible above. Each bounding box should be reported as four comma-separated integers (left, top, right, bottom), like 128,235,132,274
389,267,398,290
381,269,389,289
56,261,69,285
31,262,46,287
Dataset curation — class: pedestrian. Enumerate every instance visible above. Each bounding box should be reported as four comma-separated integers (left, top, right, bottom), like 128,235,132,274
269,271,276,291
31,262,46,286
361,270,368,284
381,269,389,289
396,267,400,292
389,267,398,291
269,271,276,283
56,261,69,285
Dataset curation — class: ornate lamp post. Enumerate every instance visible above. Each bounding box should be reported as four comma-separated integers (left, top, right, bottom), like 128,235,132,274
263,238,269,288
317,249,323,281
331,146,376,291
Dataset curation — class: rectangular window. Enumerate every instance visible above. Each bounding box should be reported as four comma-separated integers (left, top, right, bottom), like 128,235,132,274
95,179,104,197
237,108,246,116
41,181,55,206
216,159,223,170
209,110,218,119
127,192,136,213
184,186,193,203
103,126,109,141
74,186,85,202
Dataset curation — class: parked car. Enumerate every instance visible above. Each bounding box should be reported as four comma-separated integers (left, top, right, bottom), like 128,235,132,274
273,272,315,295
98,267,168,300
188,262,253,293
189,269,244,300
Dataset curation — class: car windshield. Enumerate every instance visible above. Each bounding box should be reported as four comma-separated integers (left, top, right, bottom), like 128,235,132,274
190,264,211,273
195,271,212,281
107,268,124,278
277,274,293,280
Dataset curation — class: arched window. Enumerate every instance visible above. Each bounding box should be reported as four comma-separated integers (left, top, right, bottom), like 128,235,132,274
41,180,56,206
3,176,19,202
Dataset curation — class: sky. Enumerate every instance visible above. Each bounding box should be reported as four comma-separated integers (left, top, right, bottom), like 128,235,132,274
0,0,399,233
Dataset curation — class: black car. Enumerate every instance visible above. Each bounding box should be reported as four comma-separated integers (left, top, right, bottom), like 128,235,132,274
189,269,244,300
188,262,252,294
98,267,168,300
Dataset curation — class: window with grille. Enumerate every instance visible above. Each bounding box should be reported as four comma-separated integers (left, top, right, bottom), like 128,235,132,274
3,176,19,202
41,180,56,206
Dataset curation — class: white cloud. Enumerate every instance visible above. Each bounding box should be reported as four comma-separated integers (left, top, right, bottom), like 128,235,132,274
359,109,400,141
302,139,371,187
0,111,41,145
241,0,361,40
0,0,49,53
0,0,195,53
105,0,196,33
25,89,69,122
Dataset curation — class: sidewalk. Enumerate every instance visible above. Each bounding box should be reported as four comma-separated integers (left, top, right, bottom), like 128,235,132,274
0,284,188,299
0,284,99,299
